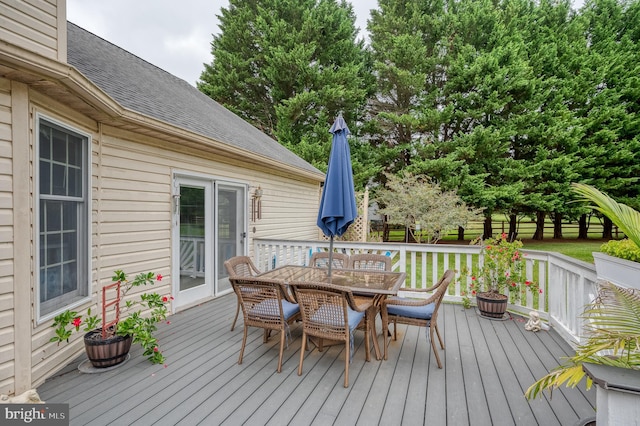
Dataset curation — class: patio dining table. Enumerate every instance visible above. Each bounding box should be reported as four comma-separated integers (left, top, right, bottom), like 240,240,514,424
258,265,406,360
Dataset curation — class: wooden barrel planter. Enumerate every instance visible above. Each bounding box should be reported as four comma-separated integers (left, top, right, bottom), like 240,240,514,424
476,292,508,319
84,329,132,368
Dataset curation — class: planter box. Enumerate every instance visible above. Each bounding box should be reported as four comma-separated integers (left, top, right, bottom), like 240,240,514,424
583,363,640,425
593,252,640,290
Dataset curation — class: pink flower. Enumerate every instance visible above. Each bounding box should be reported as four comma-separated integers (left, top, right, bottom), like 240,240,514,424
471,290,476,295
153,347,159,353
166,321,171,325
525,280,531,286
539,289,543,294
156,274,163,281
501,233,507,239
162,296,168,302
471,276,476,281
72,317,82,328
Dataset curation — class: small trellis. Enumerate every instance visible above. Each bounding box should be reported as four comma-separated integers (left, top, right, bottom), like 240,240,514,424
318,188,369,243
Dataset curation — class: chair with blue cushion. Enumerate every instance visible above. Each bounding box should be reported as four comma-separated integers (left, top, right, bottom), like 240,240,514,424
230,276,300,373
348,253,391,271
290,281,373,387
309,251,349,269
381,270,455,368
348,252,392,360
224,256,261,331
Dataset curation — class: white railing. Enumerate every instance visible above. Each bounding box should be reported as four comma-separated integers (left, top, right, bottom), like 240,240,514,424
254,238,598,347
180,237,205,277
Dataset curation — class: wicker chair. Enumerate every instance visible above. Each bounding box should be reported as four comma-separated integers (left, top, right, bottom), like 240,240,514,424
381,269,455,368
348,253,391,271
309,251,349,269
224,256,261,331
290,281,373,387
348,253,392,360
230,276,300,373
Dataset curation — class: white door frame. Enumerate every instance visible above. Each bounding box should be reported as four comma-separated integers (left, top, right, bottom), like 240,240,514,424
172,173,247,312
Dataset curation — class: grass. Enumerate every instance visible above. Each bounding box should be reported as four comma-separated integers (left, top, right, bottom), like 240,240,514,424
384,231,607,263
519,239,605,263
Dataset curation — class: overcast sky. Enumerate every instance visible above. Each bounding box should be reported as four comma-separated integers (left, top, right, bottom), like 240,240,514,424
66,0,375,87
67,1,585,88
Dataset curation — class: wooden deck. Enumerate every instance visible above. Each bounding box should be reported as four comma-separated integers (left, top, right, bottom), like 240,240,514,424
38,293,596,425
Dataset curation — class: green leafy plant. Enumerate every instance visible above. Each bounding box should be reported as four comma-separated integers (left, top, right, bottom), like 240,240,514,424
572,183,640,262
526,281,640,399
50,270,171,364
464,233,540,302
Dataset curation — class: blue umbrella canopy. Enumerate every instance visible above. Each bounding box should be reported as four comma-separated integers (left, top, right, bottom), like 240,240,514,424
317,115,357,240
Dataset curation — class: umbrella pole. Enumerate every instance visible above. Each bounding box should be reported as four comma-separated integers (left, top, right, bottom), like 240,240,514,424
328,236,334,277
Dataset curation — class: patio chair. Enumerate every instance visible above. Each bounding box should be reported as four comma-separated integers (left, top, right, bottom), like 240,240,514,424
348,253,392,360
381,269,454,368
224,256,261,331
230,276,300,373
309,251,349,269
290,281,373,387
348,253,391,271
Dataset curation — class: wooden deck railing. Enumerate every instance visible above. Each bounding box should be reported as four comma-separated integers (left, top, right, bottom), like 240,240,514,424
253,238,598,348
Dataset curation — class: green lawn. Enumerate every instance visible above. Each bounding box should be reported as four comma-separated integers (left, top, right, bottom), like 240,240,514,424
518,239,605,263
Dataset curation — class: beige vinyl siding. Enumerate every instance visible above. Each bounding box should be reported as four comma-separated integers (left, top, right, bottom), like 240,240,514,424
0,78,14,395
0,0,63,61
30,117,320,389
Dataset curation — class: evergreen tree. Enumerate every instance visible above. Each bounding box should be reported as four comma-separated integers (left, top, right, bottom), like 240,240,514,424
198,0,373,185
577,0,640,238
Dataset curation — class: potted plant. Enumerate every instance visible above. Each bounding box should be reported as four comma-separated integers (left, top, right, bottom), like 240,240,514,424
526,184,640,424
525,281,640,423
572,183,640,289
50,270,171,367
464,233,540,318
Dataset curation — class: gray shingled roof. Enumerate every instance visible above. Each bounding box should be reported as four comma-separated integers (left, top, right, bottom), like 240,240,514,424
66,22,320,175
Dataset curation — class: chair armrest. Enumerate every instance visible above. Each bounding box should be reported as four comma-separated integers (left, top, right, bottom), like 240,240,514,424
347,293,373,312
277,282,297,304
383,293,438,307
399,284,440,293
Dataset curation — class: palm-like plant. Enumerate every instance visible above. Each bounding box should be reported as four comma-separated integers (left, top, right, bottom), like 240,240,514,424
525,281,640,399
572,183,640,249
526,183,640,399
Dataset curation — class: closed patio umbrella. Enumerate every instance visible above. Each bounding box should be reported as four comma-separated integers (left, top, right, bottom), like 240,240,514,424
317,115,357,276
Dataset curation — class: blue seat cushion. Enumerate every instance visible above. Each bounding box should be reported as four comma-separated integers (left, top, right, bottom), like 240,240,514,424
249,299,300,320
387,299,435,320
311,304,365,331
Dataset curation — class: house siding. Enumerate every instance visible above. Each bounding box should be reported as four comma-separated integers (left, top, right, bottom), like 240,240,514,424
0,0,65,62
0,0,323,394
25,113,320,391
0,77,13,395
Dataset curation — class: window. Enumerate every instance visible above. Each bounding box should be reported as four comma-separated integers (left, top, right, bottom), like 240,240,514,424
37,117,89,318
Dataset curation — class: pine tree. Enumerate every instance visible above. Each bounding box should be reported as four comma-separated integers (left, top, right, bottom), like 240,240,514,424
198,0,373,182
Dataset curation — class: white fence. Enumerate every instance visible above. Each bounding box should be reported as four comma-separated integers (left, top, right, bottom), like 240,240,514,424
254,238,598,348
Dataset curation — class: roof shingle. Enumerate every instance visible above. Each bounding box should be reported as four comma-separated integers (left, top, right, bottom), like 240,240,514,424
66,22,320,175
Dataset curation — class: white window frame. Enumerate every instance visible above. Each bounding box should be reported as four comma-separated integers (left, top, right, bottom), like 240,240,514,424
35,114,92,322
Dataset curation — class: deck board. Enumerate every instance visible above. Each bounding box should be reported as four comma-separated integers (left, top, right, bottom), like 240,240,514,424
37,294,596,425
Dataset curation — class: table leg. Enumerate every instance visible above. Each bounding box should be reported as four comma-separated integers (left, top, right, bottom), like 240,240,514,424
369,305,382,360
371,294,387,360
